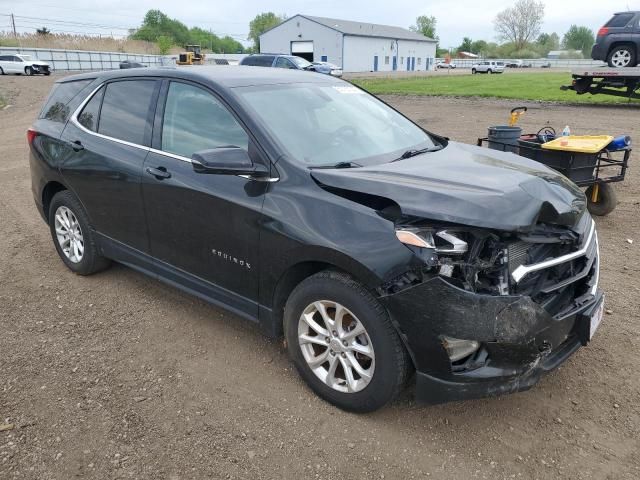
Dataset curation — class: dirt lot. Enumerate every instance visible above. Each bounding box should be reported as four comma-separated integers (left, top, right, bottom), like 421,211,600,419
1,73,639,480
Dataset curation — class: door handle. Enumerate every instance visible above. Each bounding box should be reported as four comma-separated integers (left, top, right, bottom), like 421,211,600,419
70,140,84,152
146,166,171,180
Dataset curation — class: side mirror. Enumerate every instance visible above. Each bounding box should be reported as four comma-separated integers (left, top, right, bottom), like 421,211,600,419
191,147,269,177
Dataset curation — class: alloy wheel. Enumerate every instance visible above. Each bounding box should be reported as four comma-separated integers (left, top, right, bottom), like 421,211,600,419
54,206,84,263
298,300,375,393
611,49,632,67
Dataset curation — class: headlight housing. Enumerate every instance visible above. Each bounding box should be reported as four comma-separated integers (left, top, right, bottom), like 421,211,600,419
394,225,509,295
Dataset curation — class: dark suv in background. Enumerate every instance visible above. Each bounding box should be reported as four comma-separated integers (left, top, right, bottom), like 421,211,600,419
592,11,640,67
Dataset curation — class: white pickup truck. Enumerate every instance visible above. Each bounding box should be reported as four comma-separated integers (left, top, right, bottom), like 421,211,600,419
0,54,51,76
471,61,505,74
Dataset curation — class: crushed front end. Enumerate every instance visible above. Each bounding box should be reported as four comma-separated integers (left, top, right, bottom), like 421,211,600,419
379,212,603,404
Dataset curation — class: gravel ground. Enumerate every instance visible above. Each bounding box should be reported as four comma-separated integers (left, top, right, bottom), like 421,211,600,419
1,73,639,480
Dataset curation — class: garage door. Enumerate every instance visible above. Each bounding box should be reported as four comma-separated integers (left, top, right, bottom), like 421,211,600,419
291,41,314,61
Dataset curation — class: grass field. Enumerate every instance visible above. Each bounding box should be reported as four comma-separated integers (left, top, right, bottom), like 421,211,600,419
352,72,638,104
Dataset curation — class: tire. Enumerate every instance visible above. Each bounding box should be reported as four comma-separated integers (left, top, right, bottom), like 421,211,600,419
487,69,492,74
472,68,477,74
48,190,111,275
25,66,34,76
586,183,617,216
607,45,636,68
284,270,412,412
0,67,4,75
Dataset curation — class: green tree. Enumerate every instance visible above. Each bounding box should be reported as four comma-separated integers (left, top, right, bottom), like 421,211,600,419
563,25,594,57
537,32,560,54
248,12,286,51
410,15,438,42
458,37,473,53
494,0,545,50
470,40,488,55
156,35,173,55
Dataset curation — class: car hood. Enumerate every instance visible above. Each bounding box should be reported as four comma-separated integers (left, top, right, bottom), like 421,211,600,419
310,141,586,231
29,60,49,66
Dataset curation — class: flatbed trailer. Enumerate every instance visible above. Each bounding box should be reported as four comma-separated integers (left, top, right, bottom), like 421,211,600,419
561,67,640,100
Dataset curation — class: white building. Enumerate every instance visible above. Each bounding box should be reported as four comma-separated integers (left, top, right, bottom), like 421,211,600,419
259,15,437,73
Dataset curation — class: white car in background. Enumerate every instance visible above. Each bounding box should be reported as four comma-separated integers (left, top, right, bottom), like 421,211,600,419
0,54,51,76
436,61,456,69
471,61,505,74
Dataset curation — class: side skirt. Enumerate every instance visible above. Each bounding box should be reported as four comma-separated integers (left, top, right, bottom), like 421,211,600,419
95,232,267,329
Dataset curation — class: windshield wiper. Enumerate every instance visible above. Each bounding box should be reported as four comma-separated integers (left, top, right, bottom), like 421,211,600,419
310,161,362,169
391,145,443,162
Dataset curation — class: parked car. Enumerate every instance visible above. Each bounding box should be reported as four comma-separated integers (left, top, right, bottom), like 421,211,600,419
240,54,316,71
505,60,523,68
311,61,343,77
119,60,147,69
471,61,505,74
591,11,640,67
28,67,603,412
436,61,456,69
0,54,50,75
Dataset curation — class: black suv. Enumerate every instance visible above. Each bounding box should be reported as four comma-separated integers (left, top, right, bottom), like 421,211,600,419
592,11,640,67
29,67,604,412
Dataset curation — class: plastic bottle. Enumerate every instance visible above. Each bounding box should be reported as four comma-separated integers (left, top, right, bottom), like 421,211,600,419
562,125,571,136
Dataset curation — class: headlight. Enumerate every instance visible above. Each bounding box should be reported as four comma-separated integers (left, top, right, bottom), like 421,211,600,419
395,228,467,254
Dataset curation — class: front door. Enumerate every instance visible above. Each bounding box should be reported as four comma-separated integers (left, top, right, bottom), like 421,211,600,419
392,56,397,71
60,79,159,254
373,55,378,71
142,80,267,316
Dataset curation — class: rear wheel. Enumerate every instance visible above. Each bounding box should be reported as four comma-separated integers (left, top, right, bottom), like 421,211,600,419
25,66,33,76
487,69,493,74
607,45,636,68
284,271,411,412
0,67,4,75
48,191,111,275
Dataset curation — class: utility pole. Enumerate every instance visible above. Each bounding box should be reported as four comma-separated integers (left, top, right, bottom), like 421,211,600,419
10,13,17,38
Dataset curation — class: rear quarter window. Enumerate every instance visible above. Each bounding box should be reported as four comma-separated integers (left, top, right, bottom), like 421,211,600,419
605,13,635,27
39,79,94,123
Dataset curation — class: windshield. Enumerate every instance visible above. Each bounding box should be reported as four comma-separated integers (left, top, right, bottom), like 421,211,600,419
235,83,436,166
20,55,31,61
290,57,312,68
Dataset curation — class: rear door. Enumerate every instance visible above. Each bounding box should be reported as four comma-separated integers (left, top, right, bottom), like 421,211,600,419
141,79,267,316
60,78,160,256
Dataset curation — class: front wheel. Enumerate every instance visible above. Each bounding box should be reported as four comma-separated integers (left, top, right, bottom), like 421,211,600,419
487,69,493,74
607,45,636,68
25,66,34,76
284,271,412,412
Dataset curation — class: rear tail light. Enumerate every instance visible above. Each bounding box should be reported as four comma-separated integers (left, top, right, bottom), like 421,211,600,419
597,27,609,37
27,128,38,145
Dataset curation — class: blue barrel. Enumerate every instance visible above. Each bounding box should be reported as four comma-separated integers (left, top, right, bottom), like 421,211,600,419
488,126,522,154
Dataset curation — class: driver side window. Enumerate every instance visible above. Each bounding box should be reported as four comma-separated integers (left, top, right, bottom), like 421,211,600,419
161,82,249,158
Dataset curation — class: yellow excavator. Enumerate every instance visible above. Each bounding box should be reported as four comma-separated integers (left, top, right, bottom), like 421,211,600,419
177,45,206,65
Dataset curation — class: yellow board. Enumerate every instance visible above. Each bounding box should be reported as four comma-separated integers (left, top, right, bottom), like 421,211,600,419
542,135,614,154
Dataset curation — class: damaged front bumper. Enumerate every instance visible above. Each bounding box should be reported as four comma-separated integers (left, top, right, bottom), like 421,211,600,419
380,273,603,404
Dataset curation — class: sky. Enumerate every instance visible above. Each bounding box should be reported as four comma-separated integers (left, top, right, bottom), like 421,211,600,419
1,0,638,48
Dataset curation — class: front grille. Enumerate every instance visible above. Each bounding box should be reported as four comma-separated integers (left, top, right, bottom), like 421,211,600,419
509,219,599,317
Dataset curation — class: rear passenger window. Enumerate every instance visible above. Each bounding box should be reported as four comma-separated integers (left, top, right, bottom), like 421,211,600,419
39,79,93,123
161,82,248,158
77,86,104,132
606,13,634,27
98,80,156,145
